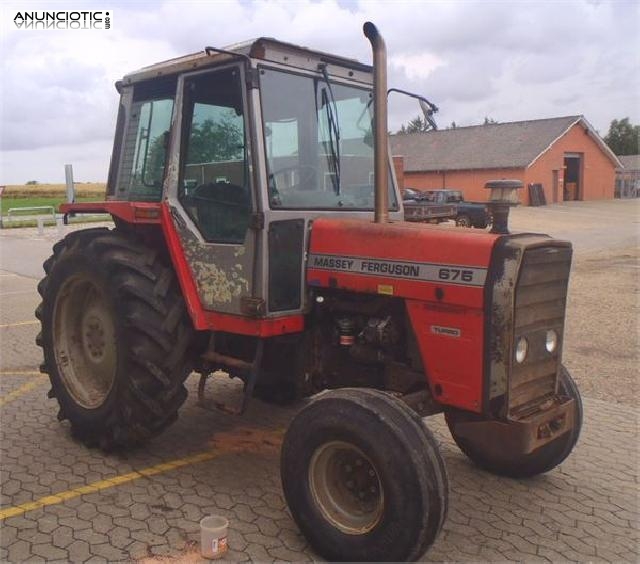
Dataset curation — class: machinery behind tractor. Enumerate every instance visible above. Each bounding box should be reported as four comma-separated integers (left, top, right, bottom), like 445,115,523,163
36,22,582,561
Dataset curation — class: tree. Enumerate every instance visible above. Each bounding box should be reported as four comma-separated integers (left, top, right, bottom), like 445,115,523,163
483,116,499,125
186,116,244,163
26,180,38,185
144,112,244,184
397,115,435,134
604,118,640,156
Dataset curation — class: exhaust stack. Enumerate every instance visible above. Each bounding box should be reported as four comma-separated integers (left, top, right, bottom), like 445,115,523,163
363,22,389,223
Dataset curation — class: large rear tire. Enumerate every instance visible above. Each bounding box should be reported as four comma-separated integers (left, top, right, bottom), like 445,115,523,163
281,388,448,562
445,366,582,478
36,228,193,449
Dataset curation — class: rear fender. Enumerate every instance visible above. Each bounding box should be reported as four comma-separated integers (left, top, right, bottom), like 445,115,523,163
61,200,304,337
60,201,162,224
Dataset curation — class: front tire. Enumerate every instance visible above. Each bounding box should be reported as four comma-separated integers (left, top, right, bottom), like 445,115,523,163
445,366,582,478
455,214,472,228
36,228,193,449
281,388,448,562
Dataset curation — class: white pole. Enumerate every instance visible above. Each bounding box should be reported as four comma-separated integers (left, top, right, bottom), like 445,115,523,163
0,185,4,228
64,164,75,203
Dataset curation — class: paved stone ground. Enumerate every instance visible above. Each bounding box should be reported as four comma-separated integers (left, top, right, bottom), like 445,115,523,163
1,205,639,562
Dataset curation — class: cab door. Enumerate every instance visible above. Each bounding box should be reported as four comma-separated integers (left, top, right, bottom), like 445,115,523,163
166,64,258,316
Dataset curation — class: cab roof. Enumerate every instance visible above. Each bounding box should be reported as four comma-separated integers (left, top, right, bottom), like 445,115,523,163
121,37,372,86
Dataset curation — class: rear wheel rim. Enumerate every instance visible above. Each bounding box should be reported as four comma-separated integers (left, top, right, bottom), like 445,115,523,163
53,274,117,409
309,440,384,535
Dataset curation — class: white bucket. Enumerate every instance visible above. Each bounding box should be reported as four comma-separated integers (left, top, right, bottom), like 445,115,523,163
200,515,229,560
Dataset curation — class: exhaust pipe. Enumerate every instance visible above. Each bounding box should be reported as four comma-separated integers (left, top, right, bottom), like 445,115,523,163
363,22,389,223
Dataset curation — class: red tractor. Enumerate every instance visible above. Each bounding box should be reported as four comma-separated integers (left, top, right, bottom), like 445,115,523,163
36,23,582,561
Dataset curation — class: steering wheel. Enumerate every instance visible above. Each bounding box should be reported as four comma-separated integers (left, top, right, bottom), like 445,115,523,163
192,181,248,208
269,165,318,190
269,165,319,207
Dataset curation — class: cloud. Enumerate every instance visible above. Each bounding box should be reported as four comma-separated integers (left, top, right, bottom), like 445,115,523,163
0,0,638,183
391,53,446,82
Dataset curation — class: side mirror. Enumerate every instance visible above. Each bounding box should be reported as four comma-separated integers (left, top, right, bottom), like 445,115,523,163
388,88,439,131
418,98,438,131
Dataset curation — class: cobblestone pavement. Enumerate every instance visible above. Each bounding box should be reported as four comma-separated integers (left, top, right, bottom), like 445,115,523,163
1,209,639,563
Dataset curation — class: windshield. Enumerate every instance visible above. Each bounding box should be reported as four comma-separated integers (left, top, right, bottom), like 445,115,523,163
260,67,398,211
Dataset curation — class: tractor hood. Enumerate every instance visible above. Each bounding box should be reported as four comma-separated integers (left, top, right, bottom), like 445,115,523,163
307,218,501,309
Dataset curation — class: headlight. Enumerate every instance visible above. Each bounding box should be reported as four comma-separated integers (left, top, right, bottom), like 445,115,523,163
515,337,528,364
545,330,558,353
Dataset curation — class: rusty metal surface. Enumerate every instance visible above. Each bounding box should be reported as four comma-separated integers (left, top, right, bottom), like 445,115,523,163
485,235,572,417
451,396,576,456
201,352,253,373
363,22,389,224
509,245,572,418
122,38,372,87
401,389,443,417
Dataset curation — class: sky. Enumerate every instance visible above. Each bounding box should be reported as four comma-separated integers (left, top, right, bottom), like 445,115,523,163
1,0,638,185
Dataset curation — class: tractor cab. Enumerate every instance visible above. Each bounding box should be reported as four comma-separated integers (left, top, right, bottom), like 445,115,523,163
104,37,403,319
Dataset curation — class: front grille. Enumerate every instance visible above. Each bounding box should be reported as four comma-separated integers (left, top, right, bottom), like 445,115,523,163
508,246,572,419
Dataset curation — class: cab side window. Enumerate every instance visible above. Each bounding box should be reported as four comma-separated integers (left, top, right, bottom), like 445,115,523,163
116,76,177,202
128,99,174,200
179,67,250,244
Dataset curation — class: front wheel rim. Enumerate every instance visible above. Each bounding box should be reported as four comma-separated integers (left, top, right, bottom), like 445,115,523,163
309,440,384,535
53,274,117,409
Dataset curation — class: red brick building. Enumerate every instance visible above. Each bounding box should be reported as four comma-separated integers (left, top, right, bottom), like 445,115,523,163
390,116,620,206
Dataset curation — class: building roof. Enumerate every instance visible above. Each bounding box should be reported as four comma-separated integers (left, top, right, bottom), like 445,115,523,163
618,155,640,171
390,115,621,172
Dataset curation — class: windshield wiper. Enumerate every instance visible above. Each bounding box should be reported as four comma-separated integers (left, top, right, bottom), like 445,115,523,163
318,63,341,195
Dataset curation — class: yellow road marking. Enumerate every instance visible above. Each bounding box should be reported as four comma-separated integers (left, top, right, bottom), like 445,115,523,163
0,377,45,407
0,426,285,521
0,320,39,328
0,371,42,376
0,450,220,521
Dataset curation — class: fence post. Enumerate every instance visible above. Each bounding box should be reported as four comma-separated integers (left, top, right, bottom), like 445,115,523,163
0,185,4,229
64,165,75,203
64,164,75,225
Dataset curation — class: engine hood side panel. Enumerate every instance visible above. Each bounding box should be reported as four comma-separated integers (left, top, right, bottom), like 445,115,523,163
306,218,500,412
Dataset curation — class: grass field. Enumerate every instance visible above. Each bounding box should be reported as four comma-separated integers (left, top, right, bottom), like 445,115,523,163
0,196,104,215
1,183,108,227
1,183,106,214
2,183,106,198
